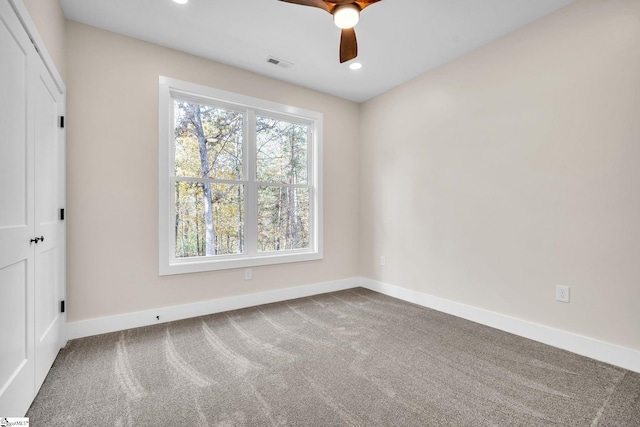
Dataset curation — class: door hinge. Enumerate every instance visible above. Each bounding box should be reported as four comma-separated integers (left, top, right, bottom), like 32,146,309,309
59,116,65,128
60,208,65,221
60,300,65,313
29,37,40,53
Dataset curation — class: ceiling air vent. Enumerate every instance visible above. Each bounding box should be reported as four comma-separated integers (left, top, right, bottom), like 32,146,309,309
267,56,293,69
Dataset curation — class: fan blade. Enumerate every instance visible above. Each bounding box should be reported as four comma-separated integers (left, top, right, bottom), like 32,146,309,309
356,0,382,10
340,27,357,63
329,0,381,9
278,0,330,12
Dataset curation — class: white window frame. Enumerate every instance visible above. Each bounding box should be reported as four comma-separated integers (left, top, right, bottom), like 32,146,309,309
159,76,323,275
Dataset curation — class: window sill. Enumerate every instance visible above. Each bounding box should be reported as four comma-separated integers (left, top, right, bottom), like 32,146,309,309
159,251,323,276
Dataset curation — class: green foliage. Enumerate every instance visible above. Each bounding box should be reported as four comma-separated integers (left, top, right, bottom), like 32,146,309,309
256,116,310,251
174,102,243,180
256,116,308,184
258,186,309,252
173,101,310,258
175,182,243,257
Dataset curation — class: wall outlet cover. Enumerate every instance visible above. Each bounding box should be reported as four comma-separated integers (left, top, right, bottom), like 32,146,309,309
556,285,570,303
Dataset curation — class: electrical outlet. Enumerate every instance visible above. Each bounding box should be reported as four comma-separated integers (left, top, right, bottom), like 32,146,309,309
380,256,386,266
244,268,252,280
556,285,570,303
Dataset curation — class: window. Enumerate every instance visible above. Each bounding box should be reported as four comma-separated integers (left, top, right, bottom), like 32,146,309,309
159,77,323,275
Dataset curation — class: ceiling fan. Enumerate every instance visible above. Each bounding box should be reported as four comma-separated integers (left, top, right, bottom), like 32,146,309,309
279,0,382,63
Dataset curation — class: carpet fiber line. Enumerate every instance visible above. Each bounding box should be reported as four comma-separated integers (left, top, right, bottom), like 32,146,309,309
165,328,214,388
26,288,640,426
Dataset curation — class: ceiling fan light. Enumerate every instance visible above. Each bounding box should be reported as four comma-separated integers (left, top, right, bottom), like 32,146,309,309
333,4,360,29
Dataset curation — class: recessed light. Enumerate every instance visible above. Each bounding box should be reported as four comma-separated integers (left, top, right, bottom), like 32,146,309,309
349,62,362,70
173,0,188,4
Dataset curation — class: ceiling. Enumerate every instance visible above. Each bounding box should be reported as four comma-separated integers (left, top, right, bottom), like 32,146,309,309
60,0,575,103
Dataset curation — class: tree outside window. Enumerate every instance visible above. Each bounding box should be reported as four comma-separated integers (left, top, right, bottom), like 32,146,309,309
159,77,322,275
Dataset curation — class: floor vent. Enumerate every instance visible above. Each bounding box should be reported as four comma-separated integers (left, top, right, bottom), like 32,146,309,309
267,56,293,69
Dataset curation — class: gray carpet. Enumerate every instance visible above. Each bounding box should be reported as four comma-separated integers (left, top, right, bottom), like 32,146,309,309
27,288,640,426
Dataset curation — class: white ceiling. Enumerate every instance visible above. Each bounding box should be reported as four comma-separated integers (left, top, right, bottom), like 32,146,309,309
60,0,575,103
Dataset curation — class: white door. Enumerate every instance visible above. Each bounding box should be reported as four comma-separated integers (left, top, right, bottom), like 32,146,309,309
0,0,66,415
0,0,36,416
33,56,65,393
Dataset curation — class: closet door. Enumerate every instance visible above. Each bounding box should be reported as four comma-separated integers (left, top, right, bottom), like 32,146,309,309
0,0,36,416
33,56,65,392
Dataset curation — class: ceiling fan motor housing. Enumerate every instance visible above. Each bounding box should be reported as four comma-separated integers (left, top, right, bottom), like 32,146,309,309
333,4,361,29
279,0,383,63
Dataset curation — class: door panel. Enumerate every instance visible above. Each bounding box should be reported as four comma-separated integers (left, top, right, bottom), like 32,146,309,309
0,261,33,416
35,246,60,390
0,262,28,383
33,57,64,393
0,0,35,417
0,2,28,230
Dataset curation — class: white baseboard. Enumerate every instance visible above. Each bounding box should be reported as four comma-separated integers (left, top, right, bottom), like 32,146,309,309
66,275,639,373
360,277,640,373
66,278,359,340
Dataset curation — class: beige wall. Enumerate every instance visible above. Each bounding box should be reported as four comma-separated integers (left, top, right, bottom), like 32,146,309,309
63,0,640,353
22,0,66,80
360,0,640,351
65,21,360,322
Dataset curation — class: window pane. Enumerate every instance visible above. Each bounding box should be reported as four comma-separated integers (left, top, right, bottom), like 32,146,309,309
257,186,309,252
175,181,244,257
256,116,308,184
174,100,243,180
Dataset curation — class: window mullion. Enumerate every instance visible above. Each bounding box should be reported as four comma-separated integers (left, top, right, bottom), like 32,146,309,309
307,126,315,252
245,109,258,256
167,96,178,264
